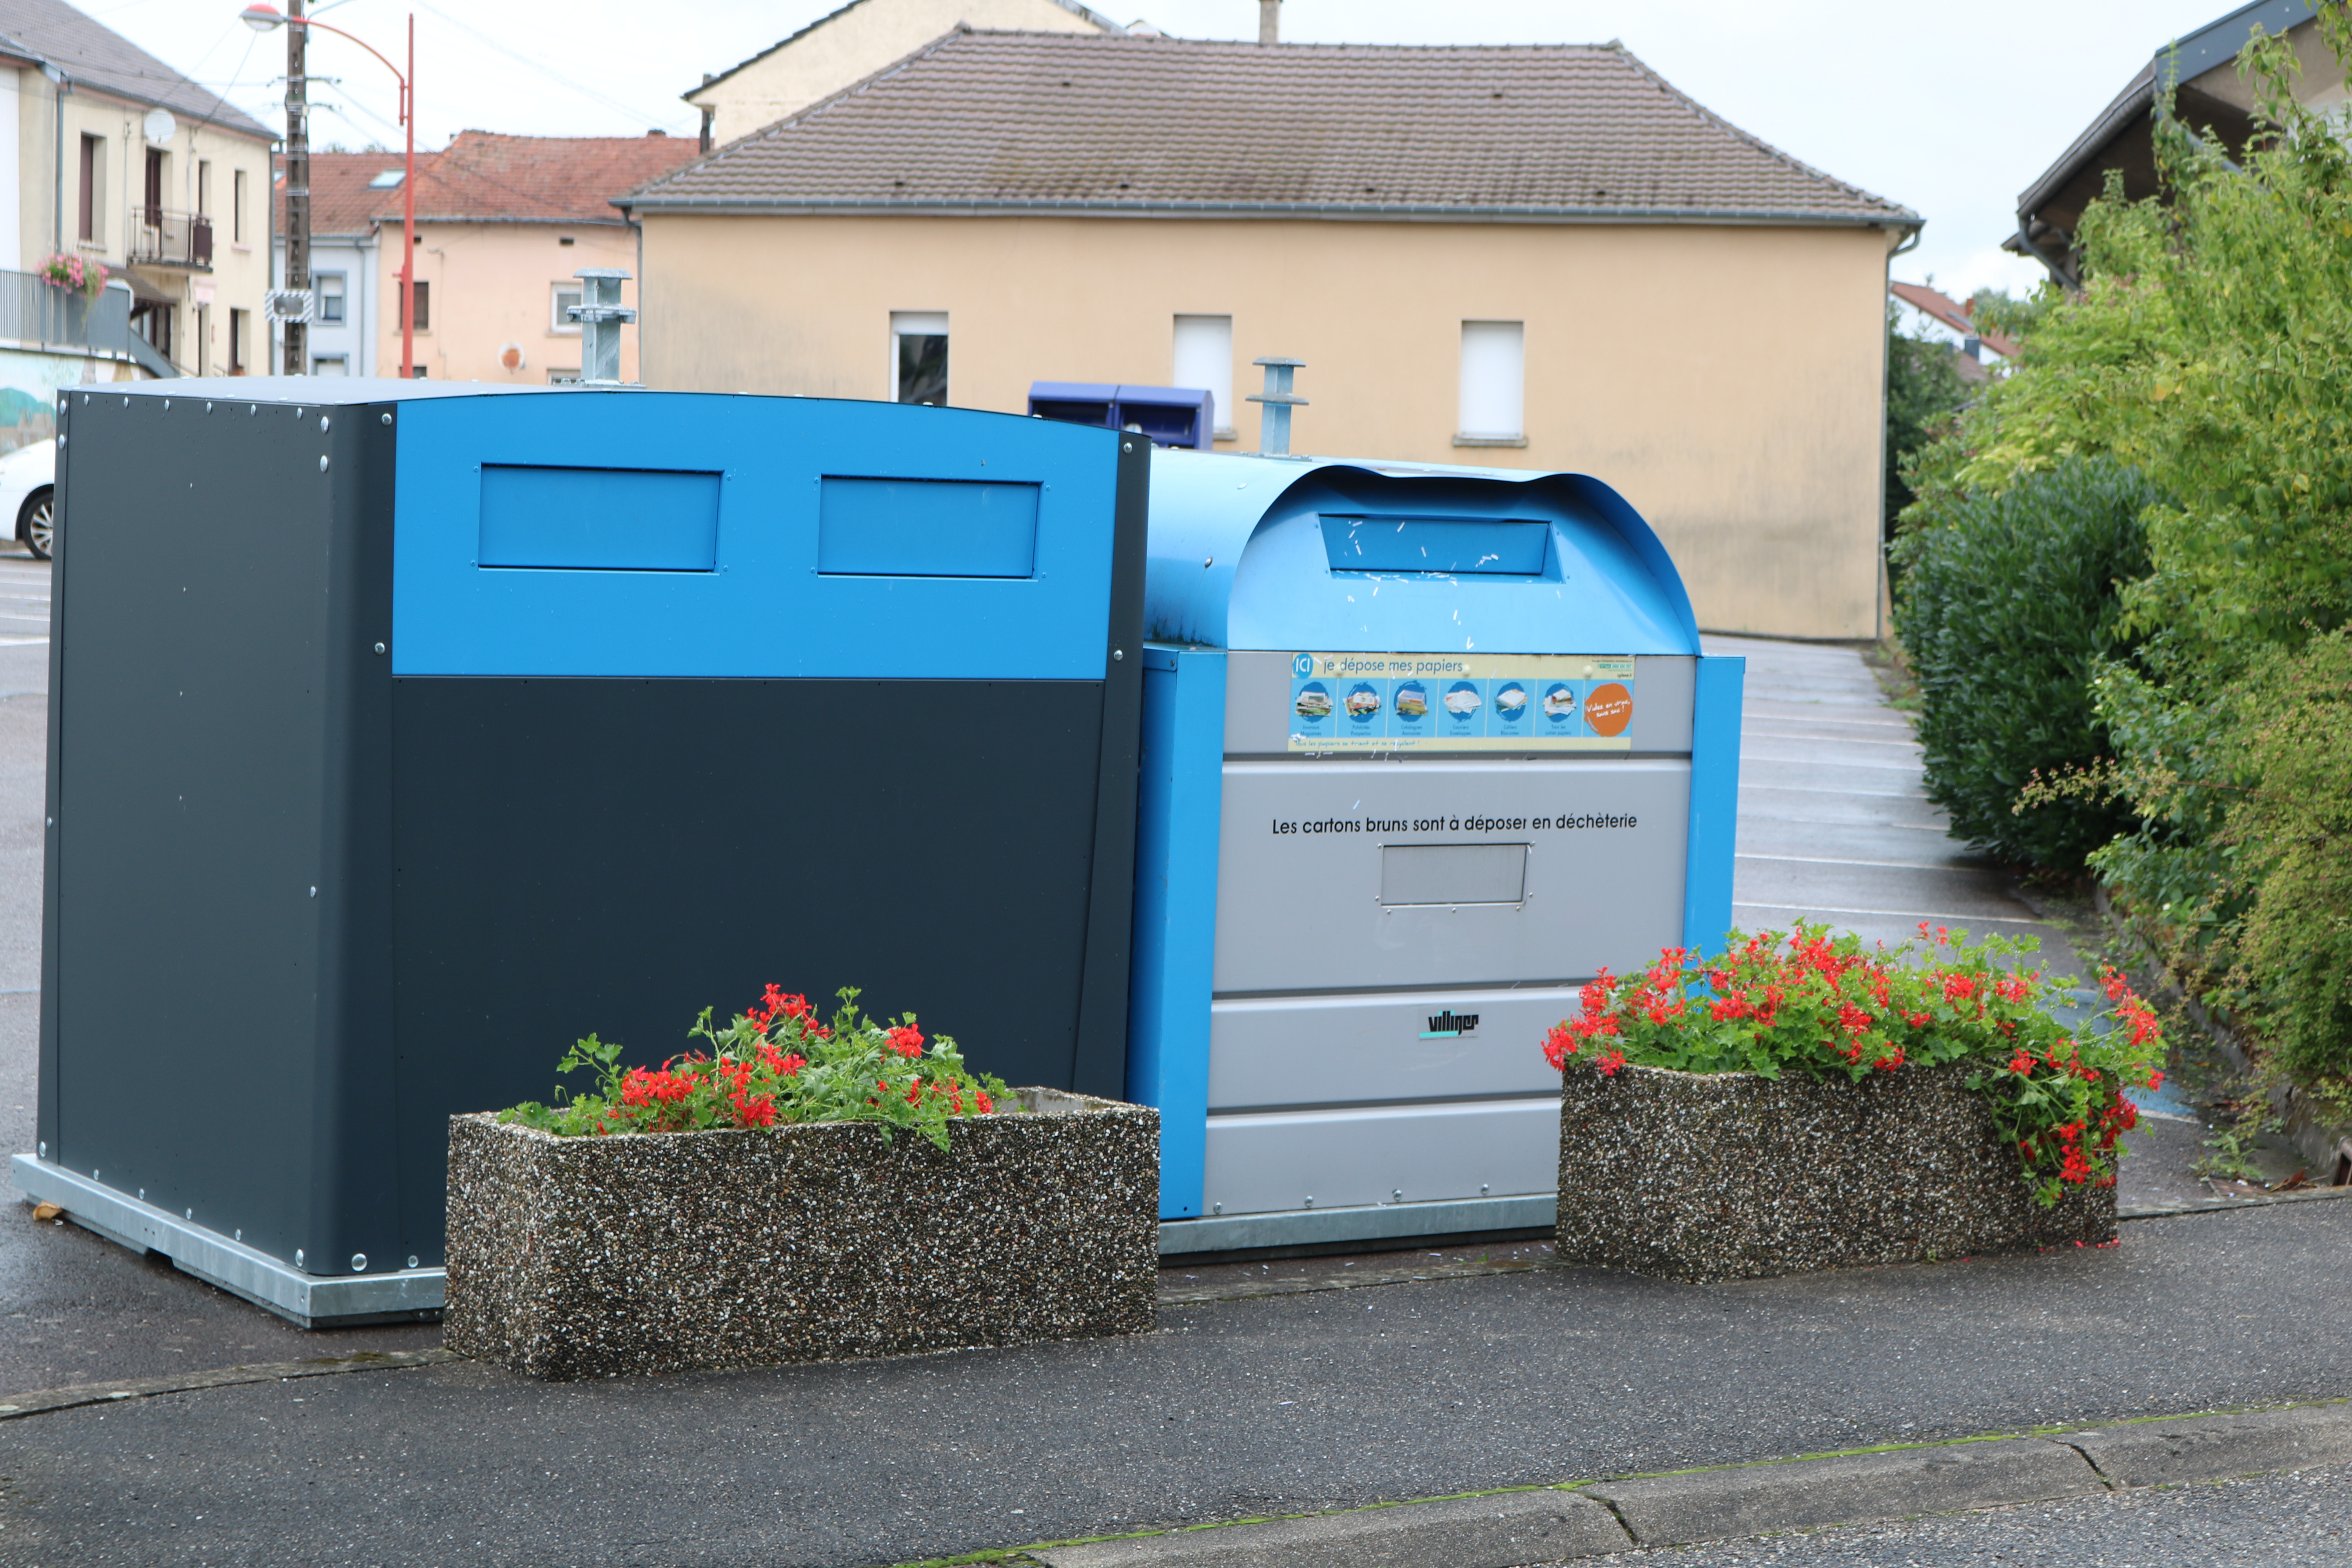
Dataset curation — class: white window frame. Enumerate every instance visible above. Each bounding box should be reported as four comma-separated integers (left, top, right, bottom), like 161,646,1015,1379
1456,319,1528,446
550,281,583,335
314,271,347,325
311,354,349,375
890,310,949,404
1172,314,1235,441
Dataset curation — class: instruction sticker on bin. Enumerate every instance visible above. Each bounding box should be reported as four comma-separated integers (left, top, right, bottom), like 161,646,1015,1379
1289,653,1635,751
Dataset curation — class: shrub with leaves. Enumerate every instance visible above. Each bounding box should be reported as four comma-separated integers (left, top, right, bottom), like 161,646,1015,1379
1542,925,2165,1205
1891,457,2155,870
501,985,1018,1151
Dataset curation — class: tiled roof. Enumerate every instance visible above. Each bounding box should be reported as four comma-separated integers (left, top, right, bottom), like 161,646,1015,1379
403,130,701,223
627,31,1915,226
0,0,271,140
1890,281,2020,359
275,152,410,239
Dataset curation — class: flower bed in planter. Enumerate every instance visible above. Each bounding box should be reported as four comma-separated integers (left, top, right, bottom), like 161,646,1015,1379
1547,925,2158,1282
446,989,1158,1379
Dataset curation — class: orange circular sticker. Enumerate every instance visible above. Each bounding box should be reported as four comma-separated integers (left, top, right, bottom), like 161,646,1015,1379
1584,681,1633,737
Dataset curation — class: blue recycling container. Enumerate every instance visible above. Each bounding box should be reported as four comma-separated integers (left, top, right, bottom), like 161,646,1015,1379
20,380,1147,1324
1128,450,1742,1254
1029,381,1215,451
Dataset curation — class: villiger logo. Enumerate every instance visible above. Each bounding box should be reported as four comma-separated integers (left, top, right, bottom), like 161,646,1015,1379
1420,1011,1479,1039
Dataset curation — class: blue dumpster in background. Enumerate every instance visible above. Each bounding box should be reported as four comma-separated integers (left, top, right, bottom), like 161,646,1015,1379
1129,450,1743,1255
19,381,1147,1324
1030,381,1215,451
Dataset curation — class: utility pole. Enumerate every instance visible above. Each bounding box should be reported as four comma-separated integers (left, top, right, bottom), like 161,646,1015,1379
282,0,307,375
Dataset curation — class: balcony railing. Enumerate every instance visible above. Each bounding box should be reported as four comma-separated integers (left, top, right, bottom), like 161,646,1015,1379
0,271,175,378
128,208,213,270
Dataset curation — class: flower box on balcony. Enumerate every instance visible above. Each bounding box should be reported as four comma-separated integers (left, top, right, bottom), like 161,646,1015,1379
446,1087,1159,1380
1555,1061,2116,1283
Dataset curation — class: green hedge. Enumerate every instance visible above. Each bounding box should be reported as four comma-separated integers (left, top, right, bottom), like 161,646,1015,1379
1891,458,2155,871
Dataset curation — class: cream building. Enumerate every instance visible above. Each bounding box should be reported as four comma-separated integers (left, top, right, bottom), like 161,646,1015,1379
685,0,1124,150
625,31,1917,639
0,0,275,378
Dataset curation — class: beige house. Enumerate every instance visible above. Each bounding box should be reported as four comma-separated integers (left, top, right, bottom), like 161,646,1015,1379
0,0,275,379
685,0,1124,150
624,32,1916,640
347,131,697,384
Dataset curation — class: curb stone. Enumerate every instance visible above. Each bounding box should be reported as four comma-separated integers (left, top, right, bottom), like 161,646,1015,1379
1581,1437,2098,1547
1029,1491,1628,1567
995,1401,2352,1568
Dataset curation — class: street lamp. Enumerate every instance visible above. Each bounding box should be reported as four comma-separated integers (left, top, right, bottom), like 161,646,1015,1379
241,3,416,379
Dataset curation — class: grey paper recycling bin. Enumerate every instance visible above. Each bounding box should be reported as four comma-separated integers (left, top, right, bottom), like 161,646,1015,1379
1128,450,1742,1254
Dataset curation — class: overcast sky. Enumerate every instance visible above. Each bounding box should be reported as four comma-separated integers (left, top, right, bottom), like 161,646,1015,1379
113,0,2245,298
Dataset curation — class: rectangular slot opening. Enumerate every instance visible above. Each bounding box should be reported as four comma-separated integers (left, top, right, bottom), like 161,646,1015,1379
1379,842,1529,906
1322,516,1550,577
818,476,1040,578
479,465,721,572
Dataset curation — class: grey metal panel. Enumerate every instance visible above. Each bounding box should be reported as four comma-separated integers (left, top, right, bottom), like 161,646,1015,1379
9,1156,443,1328
1159,1192,1557,1254
1223,650,1695,756
1208,984,1579,1109
1381,842,1527,905
1214,758,1690,993
1201,1098,1560,1216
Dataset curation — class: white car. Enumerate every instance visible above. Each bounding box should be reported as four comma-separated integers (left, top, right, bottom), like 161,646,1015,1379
0,439,52,560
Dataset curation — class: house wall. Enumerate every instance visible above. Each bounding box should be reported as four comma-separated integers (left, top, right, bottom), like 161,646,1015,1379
689,0,1113,146
272,233,380,376
7,73,269,374
637,212,1895,640
385,220,642,384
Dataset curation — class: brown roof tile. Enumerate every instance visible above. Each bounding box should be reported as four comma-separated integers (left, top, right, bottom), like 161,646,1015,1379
275,152,411,239
627,31,1916,225
279,131,701,236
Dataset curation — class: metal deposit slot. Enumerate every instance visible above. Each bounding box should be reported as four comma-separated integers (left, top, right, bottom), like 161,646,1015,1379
1379,842,1528,906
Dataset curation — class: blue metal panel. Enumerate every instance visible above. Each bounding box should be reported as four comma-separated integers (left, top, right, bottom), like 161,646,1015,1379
1128,642,1225,1219
817,477,1040,579
1321,516,1550,577
391,392,1120,680
1682,654,1746,957
1113,385,1213,452
1142,450,1700,656
479,465,720,572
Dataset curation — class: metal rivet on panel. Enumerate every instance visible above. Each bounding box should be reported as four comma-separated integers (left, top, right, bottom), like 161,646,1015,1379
91,1169,98,1180
407,1255,419,1270
121,396,128,407
294,408,303,420
205,401,213,413
137,1189,143,1200
1112,649,1123,661
1122,441,1132,453
55,436,62,448
309,886,317,897
235,1230,242,1241
36,1141,43,1157
80,394,88,404
351,1253,367,1272
185,1208,192,1220
1211,1202,1221,1215
1203,557,1213,568
319,455,330,472
294,1249,304,1266
320,416,331,433
381,412,392,425
1304,1196,1315,1209
373,642,386,655
1392,1189,1402,1202
162,399,169,411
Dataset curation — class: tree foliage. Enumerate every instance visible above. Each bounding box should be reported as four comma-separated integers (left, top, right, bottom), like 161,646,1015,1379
1896,11,2352,1079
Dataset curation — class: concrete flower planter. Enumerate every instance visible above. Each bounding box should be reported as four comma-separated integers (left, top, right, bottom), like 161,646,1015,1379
446,1089,1158,1379
1556,1063,2115,1282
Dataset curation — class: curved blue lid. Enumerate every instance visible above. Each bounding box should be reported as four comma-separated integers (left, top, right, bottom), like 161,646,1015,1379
1143,451,1700,655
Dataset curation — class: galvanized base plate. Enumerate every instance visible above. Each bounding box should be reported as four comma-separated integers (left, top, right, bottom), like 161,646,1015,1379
1158,1193,1558,1256
9,1155,444,1328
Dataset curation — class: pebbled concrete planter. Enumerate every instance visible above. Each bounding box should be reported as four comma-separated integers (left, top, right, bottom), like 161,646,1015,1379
446,1089,1158,1380
1556,1062,2114,1282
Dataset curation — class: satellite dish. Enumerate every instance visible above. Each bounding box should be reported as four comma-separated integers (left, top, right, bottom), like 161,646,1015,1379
142,107,175,145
